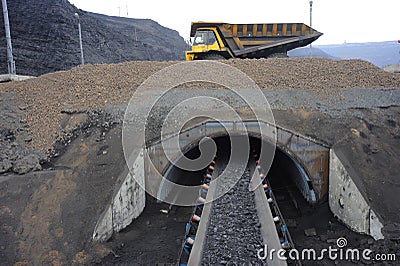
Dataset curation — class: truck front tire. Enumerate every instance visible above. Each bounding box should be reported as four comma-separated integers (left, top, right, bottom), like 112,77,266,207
203,54,225,60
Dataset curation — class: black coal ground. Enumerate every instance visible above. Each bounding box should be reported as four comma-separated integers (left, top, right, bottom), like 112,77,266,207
0,93,46,175
100,196,193,265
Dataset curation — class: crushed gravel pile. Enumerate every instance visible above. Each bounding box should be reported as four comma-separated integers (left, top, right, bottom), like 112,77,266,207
0,58,399,154
231,58,400,91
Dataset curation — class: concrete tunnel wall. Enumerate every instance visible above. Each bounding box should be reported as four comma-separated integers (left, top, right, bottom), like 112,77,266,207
329,149,384,240
91,122,385,242
267,146,317,203
92,149,146,242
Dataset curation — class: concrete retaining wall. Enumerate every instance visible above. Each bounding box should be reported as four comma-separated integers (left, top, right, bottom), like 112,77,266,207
329,149,384,240
0,74,34,82
92,149,146,242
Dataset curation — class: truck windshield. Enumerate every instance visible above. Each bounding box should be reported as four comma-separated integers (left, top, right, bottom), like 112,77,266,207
193,30,217,46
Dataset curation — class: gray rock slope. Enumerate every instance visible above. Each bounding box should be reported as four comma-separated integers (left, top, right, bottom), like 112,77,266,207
0,0,187,76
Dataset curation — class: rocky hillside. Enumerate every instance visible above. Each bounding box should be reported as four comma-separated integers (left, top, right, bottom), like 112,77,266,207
290,41,400,68
0,0,187,76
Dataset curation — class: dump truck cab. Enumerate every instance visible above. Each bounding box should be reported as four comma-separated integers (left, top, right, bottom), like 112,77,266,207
186,26,229,60
185,22,323,61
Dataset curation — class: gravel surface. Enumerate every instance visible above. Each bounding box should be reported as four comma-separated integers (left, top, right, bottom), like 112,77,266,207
0,58,399,154
201,165,265,265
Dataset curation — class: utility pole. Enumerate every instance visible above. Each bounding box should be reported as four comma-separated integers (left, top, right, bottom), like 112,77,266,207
74,13,84,65
1,0,16,74
309,0,313,57
309,0,313,28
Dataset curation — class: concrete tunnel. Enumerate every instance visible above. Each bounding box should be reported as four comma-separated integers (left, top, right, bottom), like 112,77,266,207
160,134,316,206
93,121,384,242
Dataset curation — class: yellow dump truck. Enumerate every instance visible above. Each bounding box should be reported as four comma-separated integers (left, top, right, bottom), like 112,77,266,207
185,22,322,60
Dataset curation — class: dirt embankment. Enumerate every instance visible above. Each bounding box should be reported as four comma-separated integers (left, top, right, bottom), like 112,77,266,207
0,58,399,264
0,59,399,226
0,58,399,157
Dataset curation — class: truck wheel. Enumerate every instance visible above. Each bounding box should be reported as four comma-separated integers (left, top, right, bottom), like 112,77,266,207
203,54,225,60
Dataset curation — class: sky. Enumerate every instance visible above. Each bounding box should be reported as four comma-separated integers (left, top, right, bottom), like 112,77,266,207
68,0,399,45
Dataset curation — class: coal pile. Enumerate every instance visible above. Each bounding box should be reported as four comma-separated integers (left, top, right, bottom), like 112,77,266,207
0,0,187,76
0,93,45,175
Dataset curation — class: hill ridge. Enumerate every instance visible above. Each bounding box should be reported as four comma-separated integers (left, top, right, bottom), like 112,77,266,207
0,0,186,76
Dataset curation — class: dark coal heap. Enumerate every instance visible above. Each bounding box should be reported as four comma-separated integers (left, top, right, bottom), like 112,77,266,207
0,0,187,76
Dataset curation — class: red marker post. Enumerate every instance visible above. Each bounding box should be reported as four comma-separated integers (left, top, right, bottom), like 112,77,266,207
398,40,400,57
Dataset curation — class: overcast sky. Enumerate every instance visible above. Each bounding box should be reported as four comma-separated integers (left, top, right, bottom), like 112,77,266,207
69,0,399,45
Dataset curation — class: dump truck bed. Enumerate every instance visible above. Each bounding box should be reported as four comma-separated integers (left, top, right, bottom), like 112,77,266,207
190,22,322,58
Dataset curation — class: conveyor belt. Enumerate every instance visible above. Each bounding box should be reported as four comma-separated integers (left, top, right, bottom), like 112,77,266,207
178,153,298,265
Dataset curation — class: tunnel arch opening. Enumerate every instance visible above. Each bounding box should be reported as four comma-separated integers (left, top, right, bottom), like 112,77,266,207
159,134,317,205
